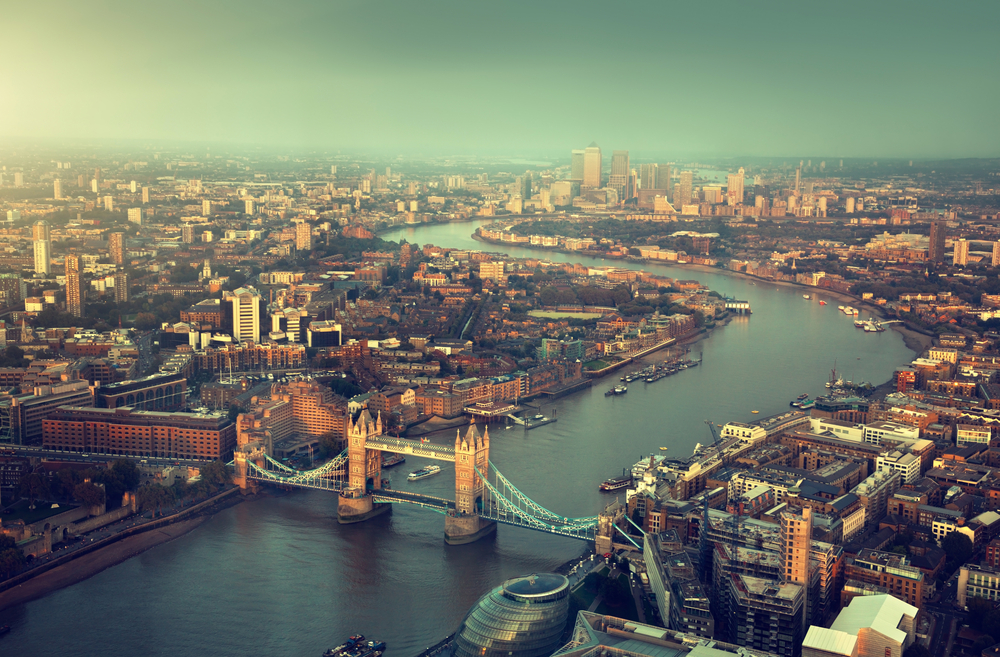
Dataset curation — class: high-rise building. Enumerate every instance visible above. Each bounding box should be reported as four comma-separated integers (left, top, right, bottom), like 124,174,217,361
929,220,947,263
780,507,812,632
77,174,85,188
658,164,671,191
91,179,99,194
520,173,532,200
114,270,130,303
993,242,1000,267
33,220,51,275
53,179,62,200
127,207,142,225
14,172,24,187
953,238,969,266
141,186,149,204
109,232,126,265
608,150,629,200
638,163,658,190
225,287,262,343
182,224,195,243
794,167,801,194
676,171,693,208
570,150,585,180
727,167,745,206
295,222,312,251
65,254,83,317
583,143,602,189
104,196,114,212
245,199,255,215
130,180,137,193
203,200,212,215
0,273,26,306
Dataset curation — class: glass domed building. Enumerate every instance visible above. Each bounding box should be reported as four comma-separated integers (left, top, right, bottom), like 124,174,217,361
453,573,571,657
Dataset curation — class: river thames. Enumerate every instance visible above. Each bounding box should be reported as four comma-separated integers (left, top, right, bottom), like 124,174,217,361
1,219,915,656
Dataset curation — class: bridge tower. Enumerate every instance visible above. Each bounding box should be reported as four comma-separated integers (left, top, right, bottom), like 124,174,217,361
338,410,391,524
445,424,497,545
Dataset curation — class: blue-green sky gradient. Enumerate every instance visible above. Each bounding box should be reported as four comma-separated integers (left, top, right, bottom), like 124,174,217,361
2,0,998,158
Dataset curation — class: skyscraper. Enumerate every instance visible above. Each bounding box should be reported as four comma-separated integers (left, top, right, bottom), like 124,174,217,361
570,150,585,180
225,287,262,343
780,507,812,632
245,199,255,215
33,220,51,275
53,179,62,200
182,224,195,243
141,186,149,204
929,220,947,263
130,180,137,193
727,167,745,206
583,143,602,189
114,270,130,303
203,200,212,215
296,222,313,251
676,171,693,208
608,150,629,200
657,164,671,191
521,173,532,200
109,232,125,265
953,238,969,266
638,163,658,190
65,254,83,317
794,167,801,194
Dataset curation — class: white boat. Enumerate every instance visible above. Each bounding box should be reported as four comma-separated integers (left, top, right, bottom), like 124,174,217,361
837,305,845,311
408,465,442,481
803,294,811,299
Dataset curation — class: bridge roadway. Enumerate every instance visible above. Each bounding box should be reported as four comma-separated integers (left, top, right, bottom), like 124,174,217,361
372,489,455,512
364,436,456,461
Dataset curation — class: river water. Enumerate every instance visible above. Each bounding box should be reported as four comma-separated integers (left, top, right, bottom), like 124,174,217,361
2,219,915,657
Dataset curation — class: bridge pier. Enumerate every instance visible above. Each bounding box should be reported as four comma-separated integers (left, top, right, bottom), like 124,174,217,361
444,511,496,545
338,489,391,524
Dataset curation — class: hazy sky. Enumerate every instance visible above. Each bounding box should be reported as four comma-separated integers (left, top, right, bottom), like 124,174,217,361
3,0,999,158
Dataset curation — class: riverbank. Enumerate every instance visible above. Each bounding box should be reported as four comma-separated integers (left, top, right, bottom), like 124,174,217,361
0,488,248,613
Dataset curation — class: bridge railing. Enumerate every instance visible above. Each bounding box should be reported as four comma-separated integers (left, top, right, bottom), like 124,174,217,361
475,465,597,540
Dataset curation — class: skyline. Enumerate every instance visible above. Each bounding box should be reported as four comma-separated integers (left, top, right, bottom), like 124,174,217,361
2,1,1000,158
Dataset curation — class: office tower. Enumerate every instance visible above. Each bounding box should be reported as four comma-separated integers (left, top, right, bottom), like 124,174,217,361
727,167,745,205
65,254,83,317
141,186,149,204
627,169,638,200
657,164,671,191
676,171,693,208
929,220,947,263
182,224,195,243
91,179,99,193
638,163,658,190
993,242,1000,267
77,174,85,188
845,197,855,213
608,150,629,200
33,220,51,275
109,232,125,265
130,180,137,193
225,287,262,343
407,181,417,195
583,143,602,189
571,150,585,180
53,179,62,200
203,200,212,215
296,222,312,251
245,199,254,215
127,207,142,225
953,238,969,266
104,196,114,212
780,507,812,632
521,173,532,200
114,270,130,303
794,167,801,194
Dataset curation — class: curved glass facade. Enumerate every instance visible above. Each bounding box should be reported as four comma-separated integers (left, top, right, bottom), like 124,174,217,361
453,573,570,657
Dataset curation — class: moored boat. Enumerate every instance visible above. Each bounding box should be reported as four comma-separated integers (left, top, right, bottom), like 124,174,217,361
382,454,405,468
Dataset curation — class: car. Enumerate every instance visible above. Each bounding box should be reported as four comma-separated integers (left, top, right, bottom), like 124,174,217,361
603,552,612,558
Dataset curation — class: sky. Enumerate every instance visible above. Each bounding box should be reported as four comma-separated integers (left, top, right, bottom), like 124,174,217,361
2,0,999,159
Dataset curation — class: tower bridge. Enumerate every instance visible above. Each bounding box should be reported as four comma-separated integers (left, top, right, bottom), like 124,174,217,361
234,410,619,546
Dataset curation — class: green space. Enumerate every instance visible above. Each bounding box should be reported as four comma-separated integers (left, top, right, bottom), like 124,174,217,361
528,310,603,319
2,499,78,524
583,359,611,371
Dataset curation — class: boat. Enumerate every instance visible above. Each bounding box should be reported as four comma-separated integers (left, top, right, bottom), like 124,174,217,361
382,454,405,468
599,473,633,491
659,446,669,451
837,305,845,311
797,394,809,400
324,635,386,657
408,465,442,481
803,294,811,300
854,320,865,328
751,410,759,414
819,300,827,305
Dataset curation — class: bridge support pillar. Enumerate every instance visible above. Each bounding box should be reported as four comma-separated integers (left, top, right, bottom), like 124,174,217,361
338,490,391,524
444,511,496,545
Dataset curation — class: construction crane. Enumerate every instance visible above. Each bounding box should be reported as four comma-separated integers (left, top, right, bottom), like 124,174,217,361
705,419,740,563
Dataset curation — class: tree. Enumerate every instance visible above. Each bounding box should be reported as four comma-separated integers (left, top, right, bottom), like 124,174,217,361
73,482,106,508
138,485,174,517
134,312,158,331
111,459,141,490
942,532,973,566
199,460,231,487
599,574,630,608
967,596,995,631
19,473,49,509
0,534,26,579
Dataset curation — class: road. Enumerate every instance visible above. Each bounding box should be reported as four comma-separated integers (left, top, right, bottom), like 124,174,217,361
3,445,213,469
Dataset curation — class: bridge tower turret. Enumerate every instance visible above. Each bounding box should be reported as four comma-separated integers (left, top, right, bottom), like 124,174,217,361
339,409,390,524
446,424,496,545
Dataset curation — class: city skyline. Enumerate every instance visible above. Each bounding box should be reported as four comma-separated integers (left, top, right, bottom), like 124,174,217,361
3,0,999,158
